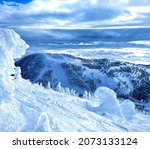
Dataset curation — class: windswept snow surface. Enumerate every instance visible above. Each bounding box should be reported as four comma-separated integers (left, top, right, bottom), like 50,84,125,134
0,28,150,132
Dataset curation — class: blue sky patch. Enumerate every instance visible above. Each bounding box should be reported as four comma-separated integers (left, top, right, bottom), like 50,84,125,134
0,0,31,4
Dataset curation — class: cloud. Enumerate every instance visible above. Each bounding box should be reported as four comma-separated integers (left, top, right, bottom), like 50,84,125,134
128,0,150,6
0,0,150,29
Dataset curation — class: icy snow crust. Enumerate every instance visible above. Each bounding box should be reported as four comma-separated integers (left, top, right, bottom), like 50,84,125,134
0,28,150,132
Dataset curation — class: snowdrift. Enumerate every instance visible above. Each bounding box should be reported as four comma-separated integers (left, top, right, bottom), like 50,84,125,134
0,28,150,132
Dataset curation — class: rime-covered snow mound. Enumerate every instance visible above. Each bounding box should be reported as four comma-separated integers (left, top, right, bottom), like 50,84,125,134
0,28,29,131
91,87,123,117
0,28,29,100
120,100,136,121
88,87,136,120
0,28,150,132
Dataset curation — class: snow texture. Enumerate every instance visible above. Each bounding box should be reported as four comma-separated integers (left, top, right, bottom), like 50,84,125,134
0,28,29,100
90,87,136,120
92,87,123,117
0,28,150,132
120,100,136,121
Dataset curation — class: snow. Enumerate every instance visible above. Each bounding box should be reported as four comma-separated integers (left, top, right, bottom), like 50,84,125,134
0,28,150,132
33,112,51,132
14,67,22,80
90,87,136,121
120,100,136,121
0,28,29,101
92,87,122,117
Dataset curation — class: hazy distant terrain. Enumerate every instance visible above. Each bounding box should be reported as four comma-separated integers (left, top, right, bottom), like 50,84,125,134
16,28,150,64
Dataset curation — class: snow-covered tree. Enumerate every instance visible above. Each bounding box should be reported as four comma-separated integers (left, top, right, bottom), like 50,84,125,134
0,28,28,100
88,92,92,100
56,82,65,93
83,90,88,99
47,81,51,90
70,89,76,96
83,90,92,100
65,87,70,95
14,67,22,80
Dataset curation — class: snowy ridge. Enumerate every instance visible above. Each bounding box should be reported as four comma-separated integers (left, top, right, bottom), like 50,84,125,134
16,53,150,103
0,28,150,132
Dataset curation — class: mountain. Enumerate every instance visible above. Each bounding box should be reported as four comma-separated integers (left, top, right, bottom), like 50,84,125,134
16,53,150,103
0,28,150,132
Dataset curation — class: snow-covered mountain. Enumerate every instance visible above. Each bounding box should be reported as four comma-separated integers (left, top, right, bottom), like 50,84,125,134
16,53,150,102
0,28,150,132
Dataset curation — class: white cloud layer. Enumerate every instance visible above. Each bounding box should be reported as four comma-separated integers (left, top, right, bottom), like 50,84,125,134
0,0,150,29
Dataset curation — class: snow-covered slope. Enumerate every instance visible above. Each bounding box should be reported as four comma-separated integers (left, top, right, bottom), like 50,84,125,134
0,28,150,132
16,53,150,102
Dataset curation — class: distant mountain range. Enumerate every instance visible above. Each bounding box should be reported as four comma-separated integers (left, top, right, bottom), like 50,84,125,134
16,53,150,102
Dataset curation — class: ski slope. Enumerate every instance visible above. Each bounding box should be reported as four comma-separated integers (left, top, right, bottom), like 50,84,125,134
0,28,150,132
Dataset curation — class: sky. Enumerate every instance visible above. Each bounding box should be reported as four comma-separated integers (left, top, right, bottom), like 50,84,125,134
0,0,150,30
